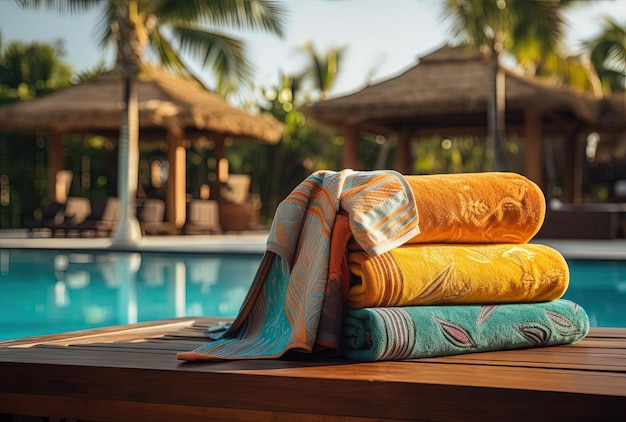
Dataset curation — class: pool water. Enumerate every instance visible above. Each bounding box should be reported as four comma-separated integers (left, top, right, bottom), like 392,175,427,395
0,249,262,340
0,249,625,341
560,259,626,329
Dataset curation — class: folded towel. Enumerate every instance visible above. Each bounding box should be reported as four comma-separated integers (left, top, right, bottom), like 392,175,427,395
405,172,545,244
347,243,569,308
342,299,589,361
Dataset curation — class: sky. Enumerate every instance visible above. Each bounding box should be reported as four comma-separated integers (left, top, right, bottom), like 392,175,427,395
1,0,626,99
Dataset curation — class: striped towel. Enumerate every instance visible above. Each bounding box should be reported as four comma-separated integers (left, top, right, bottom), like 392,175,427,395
342,300,589,361
178,169,420,361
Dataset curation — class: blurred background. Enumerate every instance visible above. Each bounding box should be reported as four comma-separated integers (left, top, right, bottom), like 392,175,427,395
0,0,624,237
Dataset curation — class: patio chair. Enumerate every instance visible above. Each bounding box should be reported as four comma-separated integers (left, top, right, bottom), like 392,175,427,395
184,199,221,234
66,197,120,237
139,198,170,235
25,201,66,236
51,197,92,237
218,174,262,232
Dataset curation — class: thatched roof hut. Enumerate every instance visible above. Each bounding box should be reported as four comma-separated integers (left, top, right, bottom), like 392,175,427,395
304,45,600,203
305,45,597,129
0,64,283,141
0,64,283,231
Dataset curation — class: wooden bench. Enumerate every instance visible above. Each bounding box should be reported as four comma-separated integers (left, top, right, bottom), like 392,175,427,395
1,318,625,421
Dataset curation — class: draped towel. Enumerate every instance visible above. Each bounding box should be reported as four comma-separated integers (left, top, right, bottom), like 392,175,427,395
347,243,569,308
178,169,420,361
342,300,589,361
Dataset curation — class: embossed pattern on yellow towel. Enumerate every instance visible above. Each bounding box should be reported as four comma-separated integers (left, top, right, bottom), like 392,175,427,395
347,243,569,308
405,172,545,244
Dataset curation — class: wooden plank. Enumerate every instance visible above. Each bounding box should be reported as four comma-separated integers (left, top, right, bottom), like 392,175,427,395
1,345,626,396
586,328,626,338
0,392,399,422
1,361,624,422
416,355,626,372
0,317,200,348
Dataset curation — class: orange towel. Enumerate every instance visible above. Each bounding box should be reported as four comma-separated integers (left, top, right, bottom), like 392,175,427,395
346,243,569,308
405,172,545,244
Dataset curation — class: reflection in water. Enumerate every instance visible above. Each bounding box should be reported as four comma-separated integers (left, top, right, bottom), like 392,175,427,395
0,249,262,340
1,250,624,340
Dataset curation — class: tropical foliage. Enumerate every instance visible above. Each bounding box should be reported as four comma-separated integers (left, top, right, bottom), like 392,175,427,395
0,37,74,228
584,17,626,94
226,43,346,222
444,0,567,67
443,0,570,171
17,0,286,96
0,36,72,102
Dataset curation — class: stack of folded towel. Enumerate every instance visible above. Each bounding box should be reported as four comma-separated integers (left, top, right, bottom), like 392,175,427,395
339,173,589,361
177,170,589,362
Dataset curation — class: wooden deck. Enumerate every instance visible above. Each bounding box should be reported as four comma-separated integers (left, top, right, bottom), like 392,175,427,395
0,319,625,422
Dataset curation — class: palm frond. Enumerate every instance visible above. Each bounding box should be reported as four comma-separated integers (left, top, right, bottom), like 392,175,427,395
95,1,117,49
154,0,286,37
172,25,253,96
148,25,212,89
583,16,626,93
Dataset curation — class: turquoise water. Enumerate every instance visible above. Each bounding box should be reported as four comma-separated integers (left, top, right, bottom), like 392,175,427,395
0,248,625,340
0,249,262,340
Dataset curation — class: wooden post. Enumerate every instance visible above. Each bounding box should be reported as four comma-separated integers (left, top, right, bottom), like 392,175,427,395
572,135,584,205
167,130,187,232
47,133,63,202
343,125,358,170
524,110,543,188
394,125,412,174
562,131,578,204
212,134,227,202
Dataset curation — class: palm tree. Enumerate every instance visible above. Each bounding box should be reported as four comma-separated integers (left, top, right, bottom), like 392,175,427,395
17,0,286,244
584,17,626,94
443,0,567,171
297,42,345,101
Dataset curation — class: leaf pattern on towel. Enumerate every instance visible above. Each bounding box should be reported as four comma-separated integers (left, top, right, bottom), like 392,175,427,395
433,316,477,349
477,305,498,326
458,193,490,227
545,310,581,336
515,322,551,346
416,263,453,303
461,246,496,263
501,247,536,265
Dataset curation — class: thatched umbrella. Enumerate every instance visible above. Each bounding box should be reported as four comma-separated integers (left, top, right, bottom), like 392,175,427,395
304,45,599,202
0,64,283,237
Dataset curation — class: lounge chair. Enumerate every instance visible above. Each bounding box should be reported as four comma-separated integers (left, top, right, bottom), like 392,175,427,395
51,197,92,237
184,199,221,234
65,197,120,237
218,174,262,232
139,198,170,235
25,201,66,236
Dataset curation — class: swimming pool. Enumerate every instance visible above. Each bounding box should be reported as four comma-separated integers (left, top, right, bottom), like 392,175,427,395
0,249,262,340
0,248,625,340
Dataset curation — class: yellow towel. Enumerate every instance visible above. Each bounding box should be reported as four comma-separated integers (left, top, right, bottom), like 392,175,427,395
347,243,568,308
405,172,545,244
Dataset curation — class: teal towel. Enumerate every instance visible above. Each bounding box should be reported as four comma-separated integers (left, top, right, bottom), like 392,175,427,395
342,299,589,361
